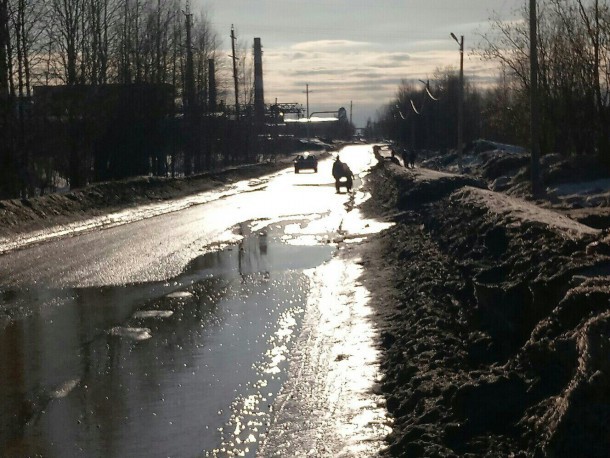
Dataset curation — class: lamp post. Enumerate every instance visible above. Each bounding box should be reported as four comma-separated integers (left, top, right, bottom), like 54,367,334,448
450,32,464,172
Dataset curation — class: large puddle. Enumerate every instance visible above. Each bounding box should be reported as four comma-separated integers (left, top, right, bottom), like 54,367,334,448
0,221,334,457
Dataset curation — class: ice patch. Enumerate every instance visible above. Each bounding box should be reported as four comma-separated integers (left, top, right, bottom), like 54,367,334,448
109,326,152,341
50,378,80,399
166,291,194,299
133,310,174,319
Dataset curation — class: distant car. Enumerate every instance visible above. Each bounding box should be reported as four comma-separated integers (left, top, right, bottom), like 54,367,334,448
294,153,318,173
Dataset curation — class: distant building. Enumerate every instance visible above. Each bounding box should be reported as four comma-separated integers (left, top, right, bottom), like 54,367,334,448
32,83,174,120
32,83,176,181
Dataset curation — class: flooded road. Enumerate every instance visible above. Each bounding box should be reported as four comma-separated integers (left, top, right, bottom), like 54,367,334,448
0,145,392,457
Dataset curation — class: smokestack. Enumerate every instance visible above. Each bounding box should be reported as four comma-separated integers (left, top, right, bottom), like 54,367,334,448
253,37,265,126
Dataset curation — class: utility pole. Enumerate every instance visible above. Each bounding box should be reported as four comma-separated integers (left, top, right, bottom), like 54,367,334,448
183,5,195,176
208,58,216,111
230,25,239,119
183,9,195,111
530,0,541,197
305,84,310,119
304,83,311,139
451,33,464,172
155,0,162,83
350,101,353,126
205,58,216,170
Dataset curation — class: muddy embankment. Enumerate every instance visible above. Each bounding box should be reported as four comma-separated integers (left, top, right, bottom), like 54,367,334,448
361,163,610,457
0,142,341,240
0,162,292,239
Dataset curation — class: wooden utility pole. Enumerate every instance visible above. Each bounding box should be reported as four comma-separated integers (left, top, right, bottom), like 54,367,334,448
230,25,239,118
457,36,464,172
208,58,216,111
183,7,195,176
530,0,541,196
350,101,353,125
304,83,311,139
155,0,162,83
451,32,464,172
305,84,310,118
183,10,195,111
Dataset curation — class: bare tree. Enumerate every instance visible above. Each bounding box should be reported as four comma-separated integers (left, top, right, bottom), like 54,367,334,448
47,0,86,85
0,0,237,196
5,0,48,95
475,0,610,159
0,0,9,97
192,10,217,107
237,37,253,109
0,0,18,199
84,0,119,84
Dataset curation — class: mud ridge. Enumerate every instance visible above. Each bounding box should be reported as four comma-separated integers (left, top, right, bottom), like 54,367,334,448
361,162,610,457
0,162,290,239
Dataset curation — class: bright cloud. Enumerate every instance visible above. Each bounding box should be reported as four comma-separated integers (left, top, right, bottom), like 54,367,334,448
292,40,374,53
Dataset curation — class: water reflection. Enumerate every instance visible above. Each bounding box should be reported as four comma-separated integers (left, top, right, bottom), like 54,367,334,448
0,223,334,457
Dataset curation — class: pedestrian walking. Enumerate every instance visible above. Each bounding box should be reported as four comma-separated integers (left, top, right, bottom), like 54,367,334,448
408,150,417,168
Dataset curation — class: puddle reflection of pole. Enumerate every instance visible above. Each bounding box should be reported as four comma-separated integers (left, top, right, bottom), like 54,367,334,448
238,223,244,278
236,223,270,280
259,231,268,255
238,241,244,278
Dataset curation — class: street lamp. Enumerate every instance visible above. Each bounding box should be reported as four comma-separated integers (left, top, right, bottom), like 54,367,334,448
450,32,464,172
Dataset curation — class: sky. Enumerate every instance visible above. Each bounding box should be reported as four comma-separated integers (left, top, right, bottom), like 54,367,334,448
195,0,522,127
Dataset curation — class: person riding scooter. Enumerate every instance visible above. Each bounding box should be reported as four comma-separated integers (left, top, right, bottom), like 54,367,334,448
332,156,354,193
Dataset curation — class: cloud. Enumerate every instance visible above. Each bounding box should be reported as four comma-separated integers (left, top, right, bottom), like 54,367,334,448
292,68,353,77
292,39,374,53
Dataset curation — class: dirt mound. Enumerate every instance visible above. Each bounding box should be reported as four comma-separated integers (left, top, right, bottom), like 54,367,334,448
0,162,288,239
361,161,610,456
422,147,610,225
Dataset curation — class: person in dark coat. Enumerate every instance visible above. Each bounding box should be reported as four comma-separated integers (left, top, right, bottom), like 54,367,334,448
408,150,417,168
372,145,382,160
389,149,401,165
332,156,354,193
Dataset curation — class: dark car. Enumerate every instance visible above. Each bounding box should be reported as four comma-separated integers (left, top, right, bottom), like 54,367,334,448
294,153,318,173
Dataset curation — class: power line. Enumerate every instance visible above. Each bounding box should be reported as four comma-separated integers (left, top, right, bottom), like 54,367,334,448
410,99,420,115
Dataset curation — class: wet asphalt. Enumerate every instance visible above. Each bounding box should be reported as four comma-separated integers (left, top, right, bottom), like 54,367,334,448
0,145,390,457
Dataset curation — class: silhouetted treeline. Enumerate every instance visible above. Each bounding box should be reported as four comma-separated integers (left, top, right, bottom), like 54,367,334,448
0,0,266,199
371,0,610,169
369,71,502,154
